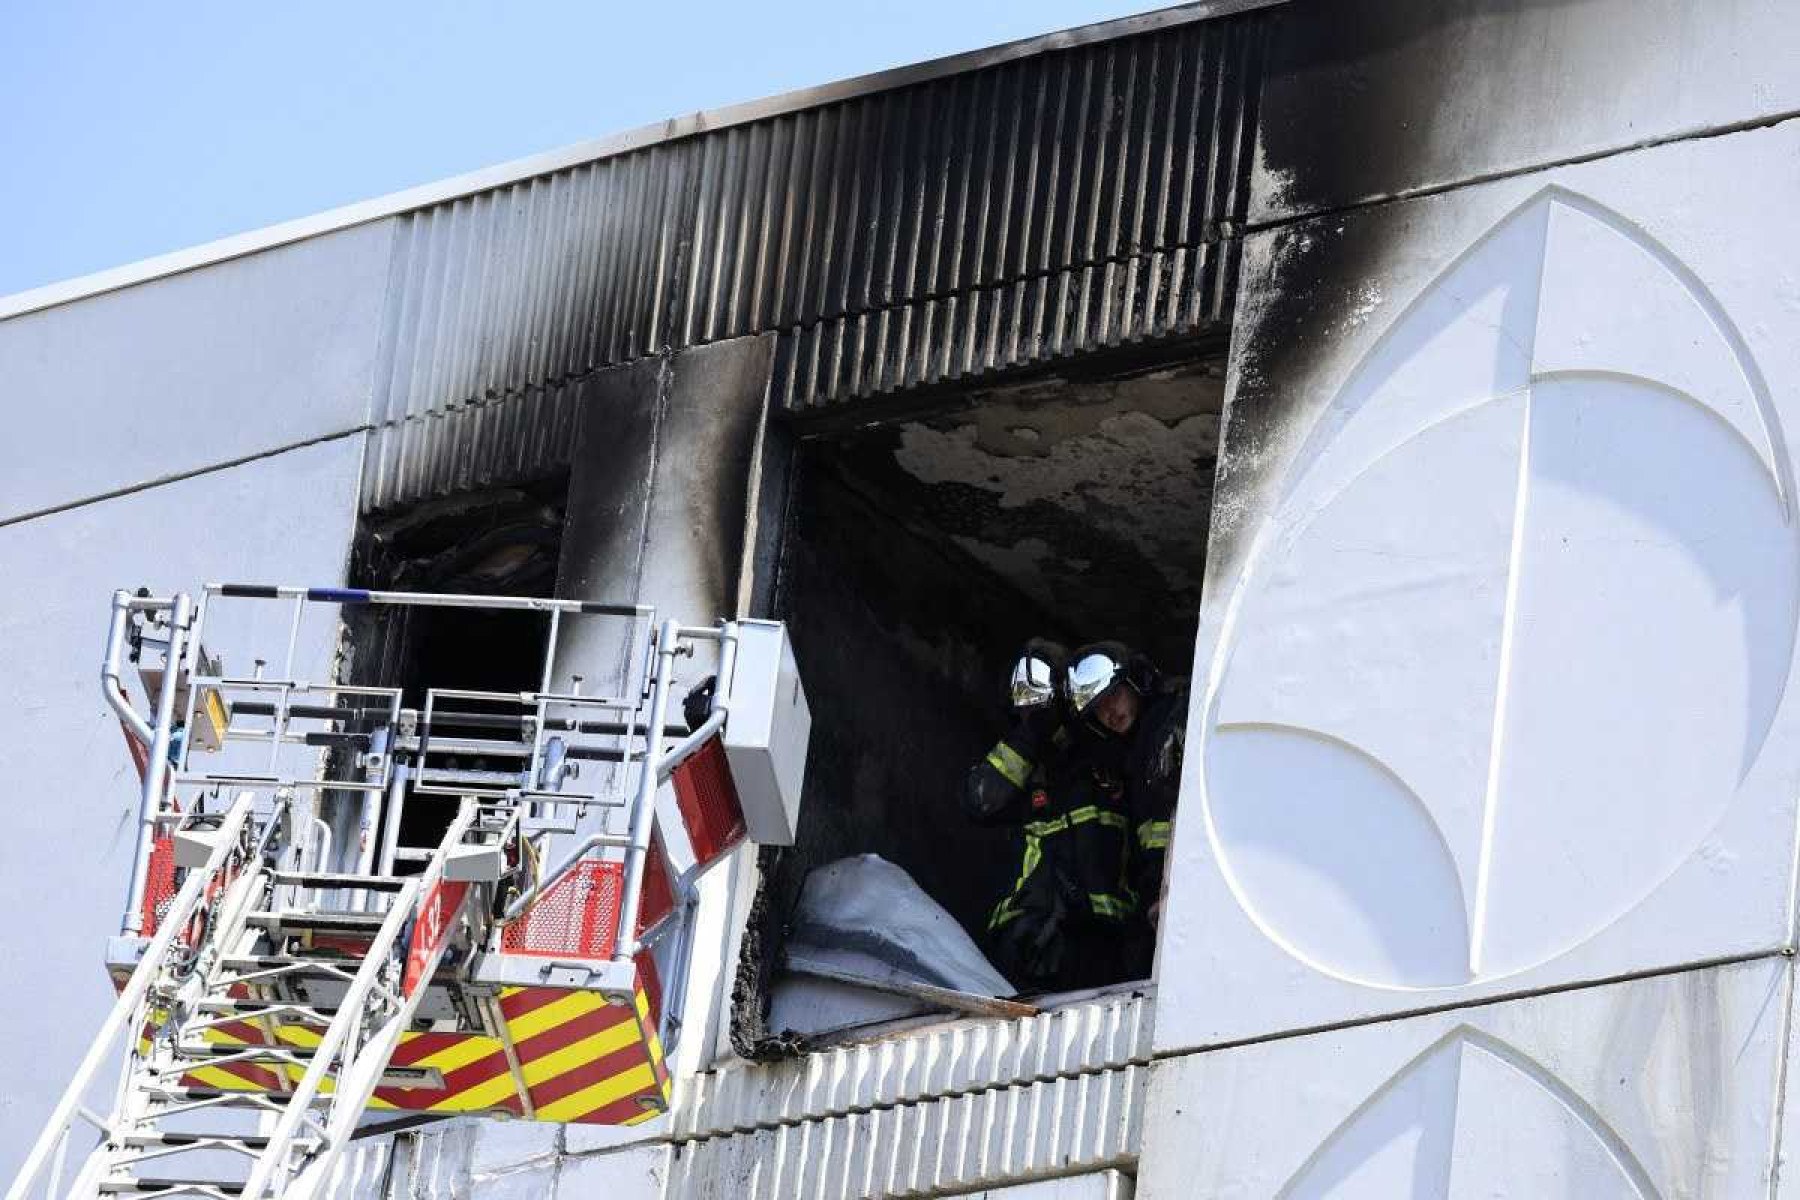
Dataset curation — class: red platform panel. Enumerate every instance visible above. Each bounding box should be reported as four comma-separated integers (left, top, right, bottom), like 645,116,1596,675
140,835,179,938
636,828,676,939
669,736,746,870
502,860,624,959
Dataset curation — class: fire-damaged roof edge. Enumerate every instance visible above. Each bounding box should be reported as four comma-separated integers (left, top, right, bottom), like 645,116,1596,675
0,0,1286,323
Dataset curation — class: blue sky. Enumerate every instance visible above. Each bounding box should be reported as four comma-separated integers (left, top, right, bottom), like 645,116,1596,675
0,0,1165,297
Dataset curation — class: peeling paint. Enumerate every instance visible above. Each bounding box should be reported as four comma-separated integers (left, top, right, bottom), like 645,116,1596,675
795,358,1225,671
894,411,1218,601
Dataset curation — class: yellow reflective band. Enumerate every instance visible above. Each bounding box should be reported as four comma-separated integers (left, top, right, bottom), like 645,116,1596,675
508,991,600,1042
992,803,1133,930
1088,892,1135,920
985,740,1033,788
1137,819,1172,850
1024,805,1128,838
988,897,1025,930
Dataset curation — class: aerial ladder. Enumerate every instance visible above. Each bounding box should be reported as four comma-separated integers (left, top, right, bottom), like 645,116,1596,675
8,583,809,1200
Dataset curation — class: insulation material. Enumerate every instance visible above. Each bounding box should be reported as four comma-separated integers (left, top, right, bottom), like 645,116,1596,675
770,854,1014,1037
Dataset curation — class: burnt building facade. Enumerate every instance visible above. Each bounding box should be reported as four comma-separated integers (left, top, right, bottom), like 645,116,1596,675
6,0,1800,1195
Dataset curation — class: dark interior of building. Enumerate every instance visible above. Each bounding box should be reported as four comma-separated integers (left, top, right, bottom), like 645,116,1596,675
342,483,568,864
742,351,1226,1046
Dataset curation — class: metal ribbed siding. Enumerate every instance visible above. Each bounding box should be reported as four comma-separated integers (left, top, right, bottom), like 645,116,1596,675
360,13,1267,510
768,241,1235,409
664,1067,1146,1200
361,373,584,514
675,992,1153,1141
682,17,1262,351
360,146,686,510
317,1136,394,1199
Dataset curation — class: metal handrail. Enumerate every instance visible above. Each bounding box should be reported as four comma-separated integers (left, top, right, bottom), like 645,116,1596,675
5,795,257,1200
258,801,477,1200
204,583,648,616
498,620,738,939
37,580,762,1198
236,874,421,1200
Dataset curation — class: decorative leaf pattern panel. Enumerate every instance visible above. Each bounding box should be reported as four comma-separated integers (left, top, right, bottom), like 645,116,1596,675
1280,1028,1658,1199
1204,188,1796,989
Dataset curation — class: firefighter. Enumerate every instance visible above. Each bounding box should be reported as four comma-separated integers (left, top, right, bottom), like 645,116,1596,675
964,639,1152,992
1123,672,1187,971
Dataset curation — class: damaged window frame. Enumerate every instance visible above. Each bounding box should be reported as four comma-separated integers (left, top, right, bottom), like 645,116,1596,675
330,482,572,870
728,346,1223,1057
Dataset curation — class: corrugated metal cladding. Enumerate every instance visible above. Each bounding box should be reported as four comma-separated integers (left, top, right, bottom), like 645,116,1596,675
675,992,1152,1140
361,12,1269,511
664,1067,1145,1200
657,995,1151,1199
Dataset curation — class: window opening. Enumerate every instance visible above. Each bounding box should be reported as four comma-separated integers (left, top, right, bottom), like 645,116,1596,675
336,483,567,872
737,356,1223,1052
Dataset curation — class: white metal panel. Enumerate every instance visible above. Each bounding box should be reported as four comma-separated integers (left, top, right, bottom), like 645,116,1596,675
667,1066,1144,1200
1159,120,1800,1055
465,1161,556,1200
1250,0,1800,224
553,1144,671,1200
722,620,810,845
944,1172,1132,1200
468,1122,561,1177
1777,957,1800,1199
0,436,366,1182
0,221,392,523
1139,957,1787,1198
676,991,1152,1140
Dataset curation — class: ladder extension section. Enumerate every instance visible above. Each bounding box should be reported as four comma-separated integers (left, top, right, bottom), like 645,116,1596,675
10,584,810,1200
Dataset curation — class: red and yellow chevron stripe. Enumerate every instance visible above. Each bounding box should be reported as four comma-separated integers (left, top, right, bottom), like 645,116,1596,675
125,969,670,1126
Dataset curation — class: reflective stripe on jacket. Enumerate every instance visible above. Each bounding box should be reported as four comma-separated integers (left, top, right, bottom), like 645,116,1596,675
988,801,1136,931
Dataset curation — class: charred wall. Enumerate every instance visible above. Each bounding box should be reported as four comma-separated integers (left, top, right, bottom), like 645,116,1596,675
809,356,1225,670
776,459,1073,919
340,483,567,693
359,9,1270,514
326,4,1273,1059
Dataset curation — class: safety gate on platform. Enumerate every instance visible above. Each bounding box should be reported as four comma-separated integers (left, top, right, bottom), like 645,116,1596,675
9,582,810,1200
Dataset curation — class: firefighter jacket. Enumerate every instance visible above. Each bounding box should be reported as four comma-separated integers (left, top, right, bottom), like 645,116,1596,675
1124,682,1188,916
964,720,1139,945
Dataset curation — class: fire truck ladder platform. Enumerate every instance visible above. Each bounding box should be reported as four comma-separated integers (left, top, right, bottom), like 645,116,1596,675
9,583,808,1200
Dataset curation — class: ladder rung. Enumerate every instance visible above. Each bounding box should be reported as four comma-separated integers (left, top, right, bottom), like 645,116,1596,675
174,1043,313,1057
246,910,388,934
194,998,338,1018
219,954,360,976
118,1133,282,1151
137,1083,315,1110
100,1178,246,1197
271,871,406,891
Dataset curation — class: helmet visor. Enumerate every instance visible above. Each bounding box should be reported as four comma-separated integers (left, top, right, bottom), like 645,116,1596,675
1009,653,1060,709
1066,650,1125,714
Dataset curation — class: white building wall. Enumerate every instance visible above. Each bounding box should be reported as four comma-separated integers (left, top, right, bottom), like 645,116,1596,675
0,439,369,1170
1141,959,1786,1196
0,221,394,523
1248,0,1800,228
1145,2,1800,1191
0,225,395,1177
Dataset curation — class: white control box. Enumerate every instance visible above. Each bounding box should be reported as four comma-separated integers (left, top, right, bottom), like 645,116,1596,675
722,620,811,845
